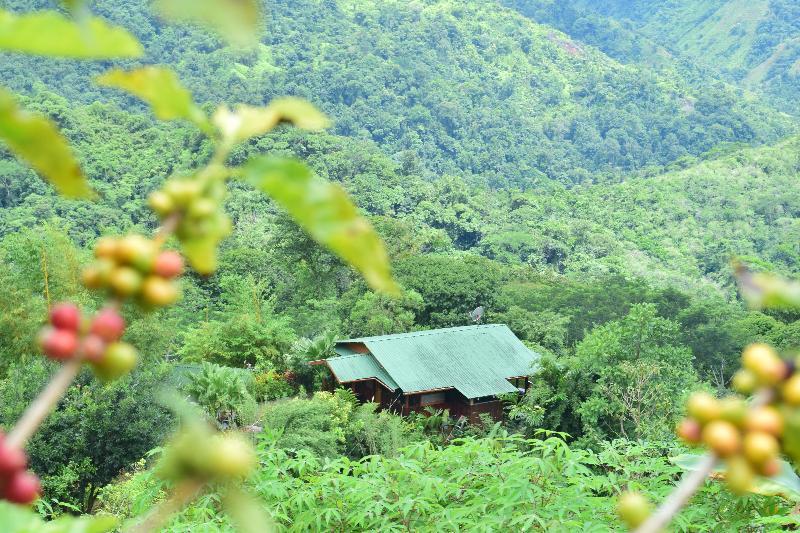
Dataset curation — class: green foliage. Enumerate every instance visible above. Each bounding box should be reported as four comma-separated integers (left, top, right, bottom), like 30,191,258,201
261,390,419,460
0,9,142,58
241,156,398,294
157,435,793,531
153,0,261,47
178,314,295,368
96,67,208,129
185,362,258,428
527,304,699,445
0,501,116,532
252,370,294,402
0,89,90,198
0,361,173,513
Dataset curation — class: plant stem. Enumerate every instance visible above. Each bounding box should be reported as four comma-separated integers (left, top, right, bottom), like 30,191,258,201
634,389,774,532
6,359,81,449
634,453,717,533
125,479,204,533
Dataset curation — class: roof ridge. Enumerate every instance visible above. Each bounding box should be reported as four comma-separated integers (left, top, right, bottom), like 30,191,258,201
329,353,373,360
338,323,508,343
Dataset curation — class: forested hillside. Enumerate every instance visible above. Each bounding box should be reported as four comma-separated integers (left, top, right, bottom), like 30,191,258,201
506,0,800,115
1,0,795,187
1,0,800,531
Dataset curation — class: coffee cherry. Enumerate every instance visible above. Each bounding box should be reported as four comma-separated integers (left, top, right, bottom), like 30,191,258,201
743,431,780,465
0,442,26,474
92,342,137,381
745,406,784,437
141,277,179,307
725,456,755,495
148,190,174,216
81,258,115,290
2,471,40,504
720,397,747,427
758,457,781,477
616,491,651,529
687,392,721,423
115,235,158,271
49,303,81,331
742,343,786,385
80,334,106,363
89,308,125,342
732,369,758,395
153,251,184,278
677,418,702,445
39,327,78,361
164,179,202,207
702,420,741,457
206,435,257,479
109,267,143,297
94,236,118,259
782,374,800,406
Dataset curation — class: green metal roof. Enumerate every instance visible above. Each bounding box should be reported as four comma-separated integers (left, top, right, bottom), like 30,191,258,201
325,353,399,391
331,324,539,399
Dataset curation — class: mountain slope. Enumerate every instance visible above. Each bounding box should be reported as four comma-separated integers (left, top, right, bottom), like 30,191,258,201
516,0,800,115
0,0,794,189
481,136,800,290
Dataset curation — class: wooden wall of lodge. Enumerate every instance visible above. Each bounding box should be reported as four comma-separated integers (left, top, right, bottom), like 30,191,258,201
343,377,529,423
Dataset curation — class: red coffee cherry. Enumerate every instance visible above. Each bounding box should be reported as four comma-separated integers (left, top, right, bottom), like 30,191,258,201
3,471,41,504
153,251,184,278
80,334,107,363
677,418,702,445
0,440,26,475
89,308,126,342
49,303,81,331
39,327,79,361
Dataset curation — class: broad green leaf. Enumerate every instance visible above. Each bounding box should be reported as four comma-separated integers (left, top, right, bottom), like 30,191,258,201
240,156,399,294
0,10,142,58
672,453,800,501
97,67,209,130
154,0,261,46
213,98,330,144
0,501,117,532
0,89,91,198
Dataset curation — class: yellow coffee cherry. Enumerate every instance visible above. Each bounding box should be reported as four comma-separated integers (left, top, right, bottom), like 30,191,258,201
732,369,758,395
743,431,780,465
782,374,800,406
742,343,786,385
687,392,721,424
726,455,755,495
744,406,784,437
140,276,179,307
702,420,741,457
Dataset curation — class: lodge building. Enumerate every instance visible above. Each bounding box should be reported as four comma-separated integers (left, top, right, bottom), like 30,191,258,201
312,324,539,422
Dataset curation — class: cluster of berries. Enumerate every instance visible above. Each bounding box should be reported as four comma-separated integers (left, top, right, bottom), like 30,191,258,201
618,342,800,530
676,343,800,493
38,303,137,381
0,433,39,504
148,177,231,275
82,235,183,307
